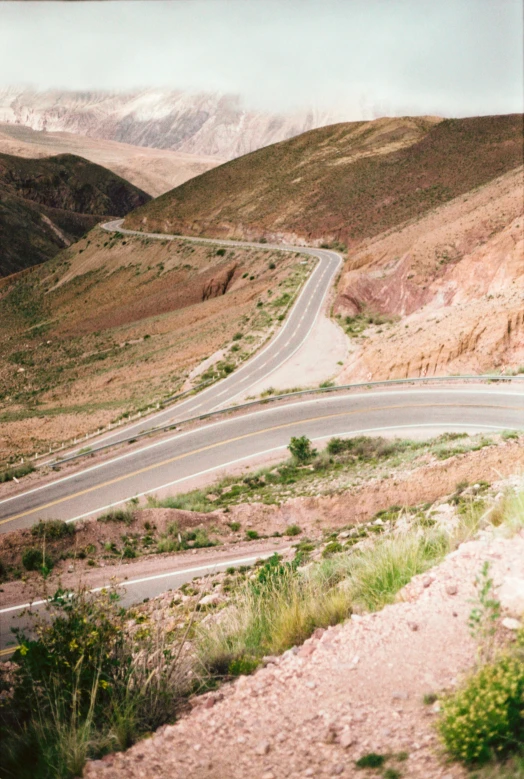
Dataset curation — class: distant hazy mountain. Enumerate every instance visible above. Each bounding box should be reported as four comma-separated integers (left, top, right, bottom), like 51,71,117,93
0,88,344,160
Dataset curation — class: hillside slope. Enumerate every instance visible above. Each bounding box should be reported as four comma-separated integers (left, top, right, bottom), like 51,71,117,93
337,165,524,380
0,228,310,463
0,123,221,196
124,114,523,247
0,152,150,276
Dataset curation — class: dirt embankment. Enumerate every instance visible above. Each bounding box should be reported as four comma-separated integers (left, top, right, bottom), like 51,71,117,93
2,434,522,588
336,166,524,380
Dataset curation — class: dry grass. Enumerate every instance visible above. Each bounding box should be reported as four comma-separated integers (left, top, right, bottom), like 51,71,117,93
0,230,310,464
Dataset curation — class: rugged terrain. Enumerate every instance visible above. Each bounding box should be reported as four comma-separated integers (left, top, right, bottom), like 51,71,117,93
0,88,344,160
122,112,523,379
0,152,150,276
0,229,311,463
0,123,220,197
336,165,524,379
123,114,522,248
2,431,523,779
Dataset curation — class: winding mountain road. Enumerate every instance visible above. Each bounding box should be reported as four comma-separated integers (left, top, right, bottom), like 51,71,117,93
1,221,523,533
0,221,523,652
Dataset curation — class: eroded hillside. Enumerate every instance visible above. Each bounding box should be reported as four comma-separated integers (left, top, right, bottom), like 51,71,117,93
336,166,524,379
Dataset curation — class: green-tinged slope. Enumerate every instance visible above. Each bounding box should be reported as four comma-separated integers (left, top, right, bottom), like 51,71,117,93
125,114,523,246
0,152,150,276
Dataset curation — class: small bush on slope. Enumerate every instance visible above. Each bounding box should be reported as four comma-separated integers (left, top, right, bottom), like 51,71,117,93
439,644,524,765
0,587,193,779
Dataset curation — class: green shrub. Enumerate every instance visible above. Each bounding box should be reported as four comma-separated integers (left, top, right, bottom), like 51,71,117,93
228,656,259,676
285,524,302,536
322,541,343,558
123,546,137,559
97,509,134,525
439,653,524,764
0,462,35,484
216,248,226,256
31,520,73,540
0,558,6,582
1,587,191,779
245,530,259,540
326,435,397,460
22,548,53,573
228,522,241,532
288,435,317,463
355,752,386,769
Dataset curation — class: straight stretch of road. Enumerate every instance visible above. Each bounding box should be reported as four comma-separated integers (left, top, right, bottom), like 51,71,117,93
1,387,523,534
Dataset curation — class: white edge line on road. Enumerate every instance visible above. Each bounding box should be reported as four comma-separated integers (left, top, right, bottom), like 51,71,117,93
0,551,281,616
1,387,520,510
58,421,518,523
64,225,334,449
215,254,341,408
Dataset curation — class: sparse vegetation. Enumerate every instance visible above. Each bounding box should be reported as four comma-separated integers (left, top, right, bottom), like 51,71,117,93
0,462,35,483
439,644,524,765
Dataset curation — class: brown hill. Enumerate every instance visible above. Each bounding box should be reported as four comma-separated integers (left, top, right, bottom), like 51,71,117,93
0,123,221,197
124,114,523,248
0,228,309,463
0,152,150,276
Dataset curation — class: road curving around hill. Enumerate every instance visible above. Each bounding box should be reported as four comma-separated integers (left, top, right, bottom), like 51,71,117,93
0,386,522,534
74,219,344,451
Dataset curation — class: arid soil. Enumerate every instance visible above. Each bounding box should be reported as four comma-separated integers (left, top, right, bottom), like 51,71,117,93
2,435,522,591
0,230,310,463
337,166,524,380
0,123,221,196
124,115,522,251
83,528,524,779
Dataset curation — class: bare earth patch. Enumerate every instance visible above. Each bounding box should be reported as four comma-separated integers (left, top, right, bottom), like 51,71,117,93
337,167,524,381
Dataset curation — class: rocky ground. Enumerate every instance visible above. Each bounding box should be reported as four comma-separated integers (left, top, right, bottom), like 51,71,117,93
83,526,524,779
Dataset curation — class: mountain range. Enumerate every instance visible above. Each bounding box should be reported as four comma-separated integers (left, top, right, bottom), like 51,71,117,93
0,88,345,160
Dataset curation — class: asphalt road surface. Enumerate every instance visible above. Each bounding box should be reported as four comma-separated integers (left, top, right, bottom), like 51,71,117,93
1,386,522,534
1,220,523,652
71,219,343,451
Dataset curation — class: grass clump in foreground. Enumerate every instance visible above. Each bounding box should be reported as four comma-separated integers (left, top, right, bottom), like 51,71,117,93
198,525,450,676
0,587,193,779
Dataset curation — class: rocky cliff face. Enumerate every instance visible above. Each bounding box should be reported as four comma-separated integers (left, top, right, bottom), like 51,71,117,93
0,88,343,160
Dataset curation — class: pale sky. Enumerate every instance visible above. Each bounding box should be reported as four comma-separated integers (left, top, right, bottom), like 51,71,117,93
1,0,523,118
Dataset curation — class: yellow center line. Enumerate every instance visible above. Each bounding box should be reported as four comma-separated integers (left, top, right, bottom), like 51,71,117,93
2,402,522,526
0,646,16,657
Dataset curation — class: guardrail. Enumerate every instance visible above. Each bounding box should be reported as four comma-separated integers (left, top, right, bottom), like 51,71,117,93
43,374,524,469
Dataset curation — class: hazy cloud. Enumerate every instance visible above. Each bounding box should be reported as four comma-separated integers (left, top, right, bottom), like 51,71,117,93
1,0,522,118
